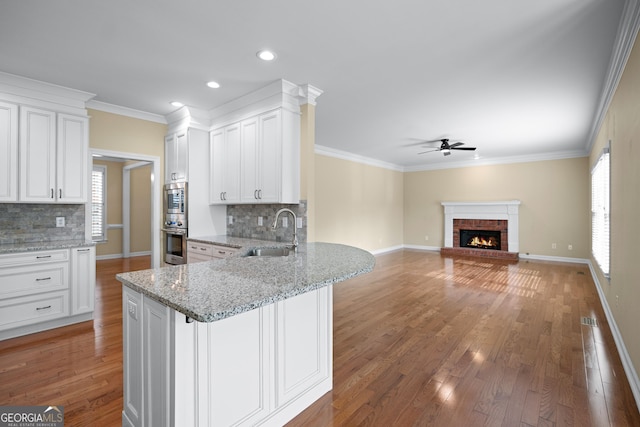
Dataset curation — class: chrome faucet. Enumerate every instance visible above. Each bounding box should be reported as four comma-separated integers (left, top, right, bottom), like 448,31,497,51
272,208,298,251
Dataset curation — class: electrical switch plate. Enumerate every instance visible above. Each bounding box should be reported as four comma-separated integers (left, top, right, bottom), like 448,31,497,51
56,217,65,227
296,217,303,228
568,244,573,250
228,215,233,225
282,217,288,227
258,216,263,226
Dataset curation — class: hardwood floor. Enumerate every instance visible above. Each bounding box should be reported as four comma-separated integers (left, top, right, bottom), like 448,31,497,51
1,251,638,426
0,256,149,426
288,250,640,427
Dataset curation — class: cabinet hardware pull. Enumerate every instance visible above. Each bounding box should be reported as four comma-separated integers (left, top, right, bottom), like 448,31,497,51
51,188,54,198
36,255,52,259
258,189,262,199
77,248,90,252
36,305,52,311
59,189,62,198
36,277,52,281
200,247,207,251
220,192,224,200
254,189,258,199
217,251,226,255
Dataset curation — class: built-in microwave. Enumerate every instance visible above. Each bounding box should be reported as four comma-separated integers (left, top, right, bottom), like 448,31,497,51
164,182,187,216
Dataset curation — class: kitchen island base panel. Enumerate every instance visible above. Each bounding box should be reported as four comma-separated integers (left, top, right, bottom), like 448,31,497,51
122,285,332,427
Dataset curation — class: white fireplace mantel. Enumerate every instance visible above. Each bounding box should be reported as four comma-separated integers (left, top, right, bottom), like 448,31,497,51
441,201,521,253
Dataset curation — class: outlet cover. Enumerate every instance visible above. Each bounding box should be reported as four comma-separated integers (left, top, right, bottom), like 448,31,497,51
258,216,263,226
296,217,303,228
56,217,65,227
282,217,288,227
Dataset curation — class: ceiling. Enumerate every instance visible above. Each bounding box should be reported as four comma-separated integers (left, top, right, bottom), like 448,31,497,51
0,0,635,169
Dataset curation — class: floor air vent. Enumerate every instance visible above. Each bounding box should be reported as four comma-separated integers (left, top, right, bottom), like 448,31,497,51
577,271,585,275
581,317,597,327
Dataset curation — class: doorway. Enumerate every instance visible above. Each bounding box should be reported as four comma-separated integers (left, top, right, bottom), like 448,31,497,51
86,149,161,268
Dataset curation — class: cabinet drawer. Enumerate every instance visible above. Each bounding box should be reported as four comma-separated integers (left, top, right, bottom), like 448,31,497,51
187,253,212,264
0,291,69,331
187,242,213,257
0,249,69,267
210,245,237,259
0,263,69,298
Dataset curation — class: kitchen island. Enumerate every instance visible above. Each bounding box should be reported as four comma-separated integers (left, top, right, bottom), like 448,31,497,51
116,242,375,427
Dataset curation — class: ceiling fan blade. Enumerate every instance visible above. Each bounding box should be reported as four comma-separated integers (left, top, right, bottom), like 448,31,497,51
451,146,477,150
448,142,464,148
417,148,440,154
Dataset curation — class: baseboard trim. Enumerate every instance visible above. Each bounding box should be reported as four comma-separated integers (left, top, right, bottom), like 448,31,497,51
587,260,640,411
96,252,151,261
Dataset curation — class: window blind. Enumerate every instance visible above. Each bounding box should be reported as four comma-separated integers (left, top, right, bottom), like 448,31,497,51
92,165,106,241
591,149,610,277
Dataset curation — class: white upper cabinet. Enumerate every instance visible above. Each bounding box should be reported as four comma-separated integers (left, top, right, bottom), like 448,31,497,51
164,130,188,183
57,113,89,203
19,106,57,202
18,106,88,203
211,108,299,205
210,123,241,204
0,101,18,202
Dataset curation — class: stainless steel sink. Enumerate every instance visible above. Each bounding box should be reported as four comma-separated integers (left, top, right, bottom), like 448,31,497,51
246,247,293,257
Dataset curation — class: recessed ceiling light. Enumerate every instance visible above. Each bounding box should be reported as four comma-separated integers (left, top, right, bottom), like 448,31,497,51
257,50,276,61
206,81,220,89
170,101,184,107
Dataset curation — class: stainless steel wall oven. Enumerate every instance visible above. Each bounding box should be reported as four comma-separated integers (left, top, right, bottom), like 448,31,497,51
162,182,188,265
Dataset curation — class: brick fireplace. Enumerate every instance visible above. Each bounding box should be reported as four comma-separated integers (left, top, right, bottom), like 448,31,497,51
440,201,520,260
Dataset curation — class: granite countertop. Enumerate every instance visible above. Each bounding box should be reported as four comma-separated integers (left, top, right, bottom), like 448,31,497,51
0,240,95,255
116,242,375,323
186,235,290,250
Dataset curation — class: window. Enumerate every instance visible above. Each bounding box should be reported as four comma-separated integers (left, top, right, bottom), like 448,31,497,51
591,148,610,277
92,165,107,242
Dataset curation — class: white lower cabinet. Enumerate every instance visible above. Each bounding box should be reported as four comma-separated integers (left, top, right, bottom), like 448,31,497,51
71,246,96,314
0,246,96,340
187,241,238,263
122,286,332,427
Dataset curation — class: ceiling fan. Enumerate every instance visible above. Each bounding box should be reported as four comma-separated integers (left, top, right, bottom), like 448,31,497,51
418,139,476,156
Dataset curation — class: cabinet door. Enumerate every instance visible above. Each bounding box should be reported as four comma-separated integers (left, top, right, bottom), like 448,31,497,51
19,106,56,202
164,134,176,184
240,117,259,203
165,131,188,183
0,101,18,202
210,124,241,204
275,286,331,406
57,114,88,203
210,128,225,204
71,247,95,315
223,124,241,203
258,110,282,203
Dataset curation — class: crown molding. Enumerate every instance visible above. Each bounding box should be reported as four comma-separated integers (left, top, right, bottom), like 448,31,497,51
315,145,405,171
403,149,588,172
0,70,94,115
585,0,640,154
297,84,323,106
86,100,167,124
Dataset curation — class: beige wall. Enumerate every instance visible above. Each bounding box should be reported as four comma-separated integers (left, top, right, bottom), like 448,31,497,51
89,109,166,261
590,37,640,379
404,158,590,258
130,164,152,254
315,155,404,251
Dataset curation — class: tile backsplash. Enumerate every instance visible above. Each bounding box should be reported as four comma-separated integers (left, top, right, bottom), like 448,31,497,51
0,203,85,244
227,200,307,244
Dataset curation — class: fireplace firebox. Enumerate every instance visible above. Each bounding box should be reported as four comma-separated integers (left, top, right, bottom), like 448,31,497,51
460,229,501,250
